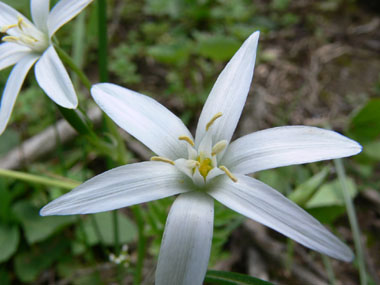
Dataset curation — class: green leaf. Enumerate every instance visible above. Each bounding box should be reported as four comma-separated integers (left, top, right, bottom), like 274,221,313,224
0,180,13,223
148,42,191,65
0,224,19,263
0,268,11,285
195,34,241,61
348,98,380,143
57,106,95,137
0,129,20,156
363,140,380,160
12,201,75,244
14,237,69,282
205,270,273,285
306,178,357,208
288,167,330,206
307,206,346,225
81,211,137,246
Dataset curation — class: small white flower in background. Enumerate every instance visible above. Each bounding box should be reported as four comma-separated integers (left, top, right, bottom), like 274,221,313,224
0,0,93,134
40,31,362,285
109,245,130,265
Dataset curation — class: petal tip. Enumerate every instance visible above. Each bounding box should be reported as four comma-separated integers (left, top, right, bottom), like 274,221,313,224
345,137,363,156
39,206,49,216
339,247,355,263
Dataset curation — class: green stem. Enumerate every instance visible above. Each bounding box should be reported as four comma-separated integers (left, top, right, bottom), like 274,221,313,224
96,0,128,166
72,12,87,86
97,0,109,83
131,205,147,285
91,215,107,253
97,1,127,270
0,168,80,190
113,211,120,254
322,255,336,285
334,159,367,285
55,44,92,91
285,239,294,273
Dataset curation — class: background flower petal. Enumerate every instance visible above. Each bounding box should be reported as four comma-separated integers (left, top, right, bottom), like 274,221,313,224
31,0,50,32
34,46,78,108
209,175,354,262
195,31,259,146
40,161,188,216
0,54,39,134
156,192,214,285
47,0,93,37
0,43,31,70
91,83,193,160
222,126,362,174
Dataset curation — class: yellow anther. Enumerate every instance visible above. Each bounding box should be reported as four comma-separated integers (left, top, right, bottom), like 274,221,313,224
219,166,238,183
205,112,223,131
150,156,175,165
211,140,227,156
2,36,18,43
1,23,17,33
178,135,195,147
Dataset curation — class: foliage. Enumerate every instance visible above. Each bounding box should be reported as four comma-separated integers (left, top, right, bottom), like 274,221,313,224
0,0,377,283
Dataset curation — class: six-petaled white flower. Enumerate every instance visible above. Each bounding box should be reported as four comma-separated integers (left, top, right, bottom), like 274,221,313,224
40,32,362,285
0,0,93,134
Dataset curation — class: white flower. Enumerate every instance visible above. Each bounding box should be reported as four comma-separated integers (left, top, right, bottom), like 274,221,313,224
0,0,93,134
40,32,362,285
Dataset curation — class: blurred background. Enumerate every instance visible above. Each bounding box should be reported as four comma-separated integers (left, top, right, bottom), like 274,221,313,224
0,0,379,284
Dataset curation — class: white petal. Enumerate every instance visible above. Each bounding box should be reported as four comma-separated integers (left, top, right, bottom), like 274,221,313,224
174,158,194,179
0,54,38,134
35,46,78,108
156,192,214,285
193,167,205,187
31,0,50,32
206,167,224,183
0,43,31,70
47,0,93,37
0,2,22,28
91,83,192,160
209,175,354,261
40,161,188,216
222,126,362,174
195,31,259,146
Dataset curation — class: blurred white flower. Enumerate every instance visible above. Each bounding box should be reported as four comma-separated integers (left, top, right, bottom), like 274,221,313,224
0,0,93,134
40,31,362,285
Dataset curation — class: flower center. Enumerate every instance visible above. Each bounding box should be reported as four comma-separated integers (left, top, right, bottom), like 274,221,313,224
1,16,48,52
197,155,213,178
151,112,237,186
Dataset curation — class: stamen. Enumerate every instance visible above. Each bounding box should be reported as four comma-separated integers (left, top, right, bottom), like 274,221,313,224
1,23,17,33
20,35,37,44
17,17,24,30
211,140,227,156
17,16,30,31
219,166,238,183
205,112,223,131
150,156,175,165
186,160,200,168
178,135,195,147
2,36,18,43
